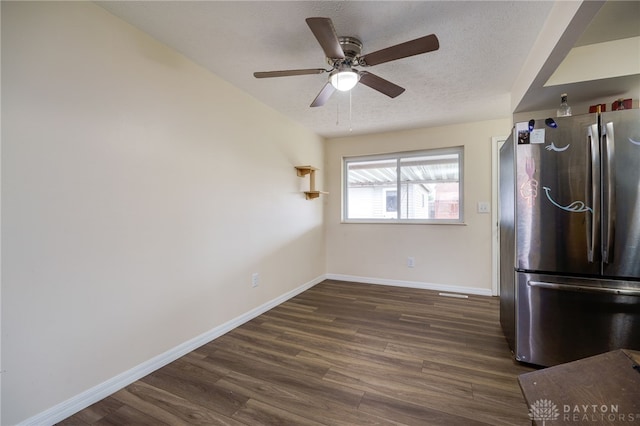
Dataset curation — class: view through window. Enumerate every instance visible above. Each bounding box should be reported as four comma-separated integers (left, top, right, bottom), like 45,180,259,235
343,147,463,223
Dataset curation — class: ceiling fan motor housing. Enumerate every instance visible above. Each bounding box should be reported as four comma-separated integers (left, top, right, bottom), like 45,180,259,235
327,36,363,67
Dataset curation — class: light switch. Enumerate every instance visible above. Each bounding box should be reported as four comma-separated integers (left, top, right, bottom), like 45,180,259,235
477,202,490,214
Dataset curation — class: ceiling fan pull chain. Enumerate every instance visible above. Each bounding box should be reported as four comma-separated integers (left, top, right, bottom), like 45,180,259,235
336,95,340,125
349,89,353,132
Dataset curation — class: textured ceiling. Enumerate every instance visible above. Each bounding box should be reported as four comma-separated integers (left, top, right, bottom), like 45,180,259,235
98,1,553,137
97,1,556,138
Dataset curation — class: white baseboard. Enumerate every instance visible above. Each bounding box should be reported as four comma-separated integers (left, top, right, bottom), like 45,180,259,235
20,275,326,426
325,273,493,296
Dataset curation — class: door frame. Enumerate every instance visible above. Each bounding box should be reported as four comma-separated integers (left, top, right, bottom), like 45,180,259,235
492,135,508,296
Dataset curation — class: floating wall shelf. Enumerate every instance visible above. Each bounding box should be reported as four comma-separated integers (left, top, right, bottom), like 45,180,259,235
295,166,328,200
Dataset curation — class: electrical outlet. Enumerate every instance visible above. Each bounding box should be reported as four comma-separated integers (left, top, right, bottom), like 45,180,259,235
251,272,260,288
407,257,415,268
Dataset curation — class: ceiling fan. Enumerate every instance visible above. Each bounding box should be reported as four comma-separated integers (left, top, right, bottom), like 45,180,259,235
253,17,439,107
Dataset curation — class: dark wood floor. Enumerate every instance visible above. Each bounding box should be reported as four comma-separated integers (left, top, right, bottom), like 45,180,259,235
58,280,536,425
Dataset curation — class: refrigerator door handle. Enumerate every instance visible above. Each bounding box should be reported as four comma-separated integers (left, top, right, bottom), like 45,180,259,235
528,281,640,297
603,122,616,263
586,124,600,263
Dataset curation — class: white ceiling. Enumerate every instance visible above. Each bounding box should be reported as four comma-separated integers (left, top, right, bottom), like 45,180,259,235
96,1,636,138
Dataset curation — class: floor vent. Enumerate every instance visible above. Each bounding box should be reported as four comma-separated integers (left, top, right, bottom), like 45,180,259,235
438,292,469,299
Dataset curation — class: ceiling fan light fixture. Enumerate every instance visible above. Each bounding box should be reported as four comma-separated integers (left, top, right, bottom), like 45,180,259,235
330,69,359,91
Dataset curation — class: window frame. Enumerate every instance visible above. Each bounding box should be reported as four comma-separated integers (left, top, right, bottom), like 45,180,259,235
342,147,464,224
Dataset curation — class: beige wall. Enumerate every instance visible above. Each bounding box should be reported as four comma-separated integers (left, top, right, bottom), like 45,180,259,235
325,119,511,293
1,2,325,424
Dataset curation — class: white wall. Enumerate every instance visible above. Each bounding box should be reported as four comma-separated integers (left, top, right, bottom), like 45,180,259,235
1,2,325,424
325,119,511,294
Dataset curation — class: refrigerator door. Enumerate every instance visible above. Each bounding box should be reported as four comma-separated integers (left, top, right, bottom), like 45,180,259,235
515,114,600,276
515,272,640,367
601,109,640,280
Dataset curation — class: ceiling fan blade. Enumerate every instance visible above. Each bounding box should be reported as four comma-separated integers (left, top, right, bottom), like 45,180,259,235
359,34,439,66
358,71,405,98
310,82,336,107
254,69,326,78
306,17,345,60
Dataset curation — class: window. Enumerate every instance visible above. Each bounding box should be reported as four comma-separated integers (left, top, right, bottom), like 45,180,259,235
343,147,464,223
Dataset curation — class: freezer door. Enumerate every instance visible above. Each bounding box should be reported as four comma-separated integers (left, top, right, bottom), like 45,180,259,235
601,109,640,280
515,272,640,367
515,114,600,275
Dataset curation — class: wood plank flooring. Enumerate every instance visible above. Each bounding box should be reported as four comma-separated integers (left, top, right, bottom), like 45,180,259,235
57,280,536,425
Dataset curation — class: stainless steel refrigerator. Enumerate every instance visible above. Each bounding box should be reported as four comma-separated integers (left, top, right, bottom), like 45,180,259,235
499,108,640,367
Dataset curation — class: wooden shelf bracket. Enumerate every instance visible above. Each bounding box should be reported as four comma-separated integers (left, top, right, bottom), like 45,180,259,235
295,166,328,200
